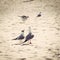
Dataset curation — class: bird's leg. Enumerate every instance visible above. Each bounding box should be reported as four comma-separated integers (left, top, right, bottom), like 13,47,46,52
30,40,32,44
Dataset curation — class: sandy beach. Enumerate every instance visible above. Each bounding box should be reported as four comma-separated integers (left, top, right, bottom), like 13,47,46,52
0,0,60,60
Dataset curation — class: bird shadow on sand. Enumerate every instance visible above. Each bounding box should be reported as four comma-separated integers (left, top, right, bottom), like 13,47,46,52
17,58,26,60
12,43,34,46
13,43,30,45
21,43,32,46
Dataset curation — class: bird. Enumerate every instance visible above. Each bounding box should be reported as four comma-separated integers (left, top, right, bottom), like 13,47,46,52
23,27,34,44
37,12,41,17
12,30,24,40
18,15,29,21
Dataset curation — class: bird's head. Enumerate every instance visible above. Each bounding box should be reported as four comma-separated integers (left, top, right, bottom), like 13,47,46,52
21,30,24,32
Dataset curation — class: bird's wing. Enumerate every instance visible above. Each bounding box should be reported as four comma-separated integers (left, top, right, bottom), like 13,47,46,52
23,39,28,43
23,34,32,44
12,34,23,40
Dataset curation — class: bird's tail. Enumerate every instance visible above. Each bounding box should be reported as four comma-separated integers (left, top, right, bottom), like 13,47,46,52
12,38,18,40
21,39,28,44
20,40,28,45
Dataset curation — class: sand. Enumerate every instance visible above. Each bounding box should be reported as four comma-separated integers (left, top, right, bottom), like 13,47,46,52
0,0,60,60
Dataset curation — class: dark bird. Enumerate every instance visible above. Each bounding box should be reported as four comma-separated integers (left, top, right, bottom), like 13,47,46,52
23,27,34,44
12,30,24,40
18,15,29,21
37,12,41,17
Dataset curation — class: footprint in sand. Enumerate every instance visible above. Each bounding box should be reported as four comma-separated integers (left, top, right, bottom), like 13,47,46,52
17,58,26,60
45,58,53,60
0,51,2,53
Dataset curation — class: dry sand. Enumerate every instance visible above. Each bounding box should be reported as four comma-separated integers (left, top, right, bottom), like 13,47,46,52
0,0,60,60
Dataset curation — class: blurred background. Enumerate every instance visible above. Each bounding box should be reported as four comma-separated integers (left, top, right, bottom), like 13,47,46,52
0,0,60,60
